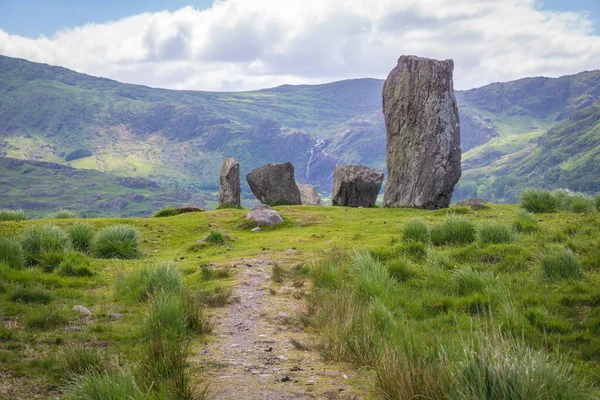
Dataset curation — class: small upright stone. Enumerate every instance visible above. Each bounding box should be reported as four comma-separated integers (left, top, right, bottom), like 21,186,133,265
382,55,461,209
297,184,321,205
332,165,384,207
246,162,302,205
219,158,241,207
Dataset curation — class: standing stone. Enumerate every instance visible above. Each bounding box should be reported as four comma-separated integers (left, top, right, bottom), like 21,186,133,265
297,184,321,205
332,165,384,207
246,162,302,205
382,55,461,209
219,158,241,207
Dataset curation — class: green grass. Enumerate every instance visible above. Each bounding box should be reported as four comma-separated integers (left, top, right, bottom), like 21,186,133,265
57,252,94,277
0,209,27,221
46,209,78,219
520,188,559,213
8,284,53,304
402,219,430,243
203,229,226,245
513,209,539,233
540,247,583,281
431,216,476,246
153,207,204,218
67,222,96,253
115,263,183,302
478,222,515,244
386,258,416,283
60,346,105,378
0,236,24,269
92,224,140,259
66,368,150,400
20,224,71,266
25,306,69,330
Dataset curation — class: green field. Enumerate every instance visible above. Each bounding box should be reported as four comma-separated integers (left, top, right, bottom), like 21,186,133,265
1,203,600,398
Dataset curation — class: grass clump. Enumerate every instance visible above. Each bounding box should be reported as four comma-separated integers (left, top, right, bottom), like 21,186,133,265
540,247,582,281
203,229,226,245
115,263,183,302
60,346,105,378
0,209,27,221
67,223,96,253
92,225,140,259
513,209,539,233
46,209,77,219
478,222,515,244
402,220,430,243
271,263,286,283
8,284,53,304
153,206,203,218
452,268,491,296
184,292,212,334
0,237,24,269
196,286,232,307
57,252,93,277
66,368,149,400
25,307,69,330
386,258,416,283
520,188,559,213
20,225,71,267
431,216,476,246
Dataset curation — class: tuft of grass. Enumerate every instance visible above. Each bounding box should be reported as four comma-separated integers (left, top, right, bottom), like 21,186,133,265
200,265,230,281
38,250,67,272
215,203,243,210
0,209,27,221
386,258,416,283
25,307,69,330
430,216,476,246
402,220,430,244
513,209,539,233
67,223,96,253
20,225,71,267
0,236,24,269
8,284,53,304
540,247,582,281
57,252,93,277
478,222,515,244
115,263,183,302
153,206,203,218
452,268,491,296
184,292,213,334
65,368,149,400
567,193,596,213
60,346,105,378
196,287,232,307
520,188,559,213
46,210,77,219
203,229,226,245
92,225,140,259
271,263,286,283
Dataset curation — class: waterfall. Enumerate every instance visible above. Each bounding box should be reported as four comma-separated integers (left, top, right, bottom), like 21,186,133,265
306,146,314,180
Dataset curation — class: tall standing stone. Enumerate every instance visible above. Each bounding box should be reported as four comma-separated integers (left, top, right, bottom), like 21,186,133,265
382,55,461,209
246,162,302,205
332,165,384,207
219,158,241,207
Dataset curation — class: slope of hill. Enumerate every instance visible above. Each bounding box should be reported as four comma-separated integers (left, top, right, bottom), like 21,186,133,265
2,54,600,212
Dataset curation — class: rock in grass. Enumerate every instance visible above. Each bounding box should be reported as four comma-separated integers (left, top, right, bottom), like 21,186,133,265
456,198,490,210
331,165,384,207
246,162,302,205
219,158,241,207
245,204,283,227
382,55,461,210
297,184,321,205
72,305,92,315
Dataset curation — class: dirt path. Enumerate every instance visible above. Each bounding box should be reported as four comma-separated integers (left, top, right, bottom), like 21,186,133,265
190,257,376,400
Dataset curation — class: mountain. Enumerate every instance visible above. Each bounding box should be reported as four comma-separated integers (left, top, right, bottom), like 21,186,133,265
2,54,600,214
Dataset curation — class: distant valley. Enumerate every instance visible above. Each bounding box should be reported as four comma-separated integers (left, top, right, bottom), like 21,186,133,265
1,54,600,216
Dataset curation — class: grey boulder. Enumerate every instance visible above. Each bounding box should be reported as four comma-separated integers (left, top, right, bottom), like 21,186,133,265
219,158,241,207
332,165,384,207
245,204,284,227
297,184,321,205
382,55,461,209
246,162,302,205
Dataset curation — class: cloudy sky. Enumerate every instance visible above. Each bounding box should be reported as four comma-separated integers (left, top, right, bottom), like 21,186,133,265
0,0,599,91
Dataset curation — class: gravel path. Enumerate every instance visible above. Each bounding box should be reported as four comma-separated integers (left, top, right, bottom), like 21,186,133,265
190,258,375,400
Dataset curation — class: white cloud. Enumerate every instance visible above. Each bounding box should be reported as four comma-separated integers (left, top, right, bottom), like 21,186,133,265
1,0,599,91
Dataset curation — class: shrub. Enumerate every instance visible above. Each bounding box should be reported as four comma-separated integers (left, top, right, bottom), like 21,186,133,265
478,222,515,244
386,258,416,282
26,307,69,330
60,346,105,377
115,263,183,302
520,188,559,213
65,149,92,162
541,247,582,281
67,223,96,253
8,284,53,304
0,237,24,269
402,220,430,243
430,216,476,246
46,210,77,219
0,209,27,221
513,209,539,233
92,225,140,259
21,225,71,267
57,252,93,277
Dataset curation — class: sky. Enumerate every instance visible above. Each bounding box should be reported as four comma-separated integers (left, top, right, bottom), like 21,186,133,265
0,0,599,91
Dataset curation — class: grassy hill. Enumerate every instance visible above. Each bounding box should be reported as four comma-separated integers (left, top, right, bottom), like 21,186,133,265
1,205,600,398
3,54,600,214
